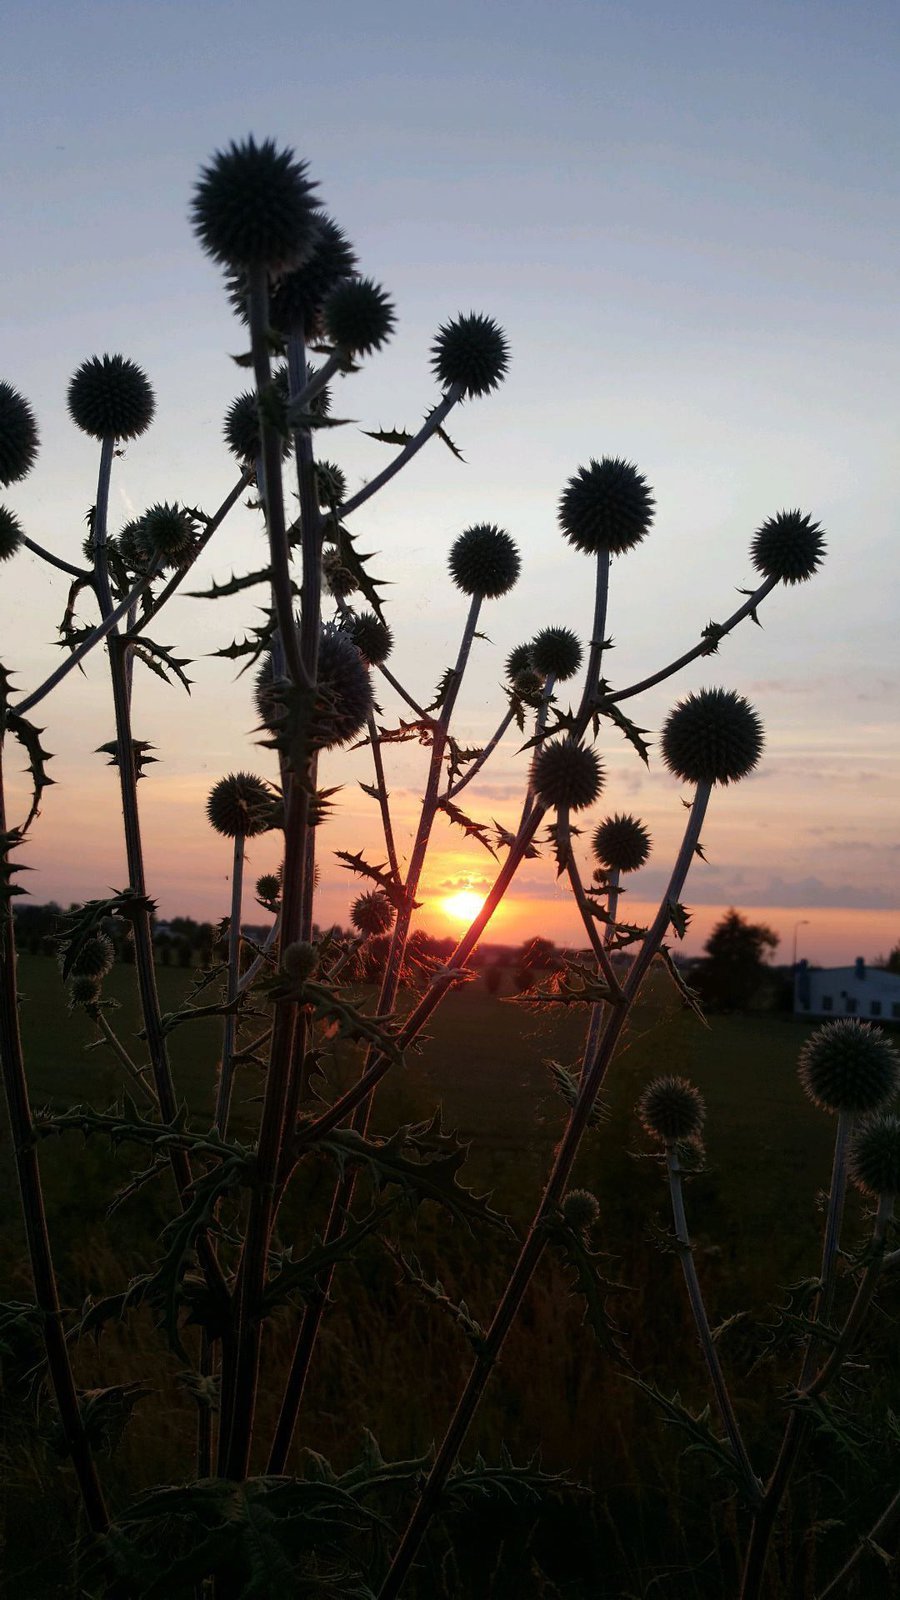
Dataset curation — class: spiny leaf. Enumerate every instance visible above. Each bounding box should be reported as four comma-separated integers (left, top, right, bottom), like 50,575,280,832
264,1204,396,1312
362,425,414,447
333,522,389,621
131,637,192,693
57,890,156,978
595,699,652,765
629,1379,762,1505
543,1059,606,1127
658,946,708,1024
335,848,405,906
187,565,276,600
437,796,498,859
95,738,159,777
666,899,692,940
445,1448,576,1509
384,1244,488,1354
4,710,55,832
542,1212,632,1366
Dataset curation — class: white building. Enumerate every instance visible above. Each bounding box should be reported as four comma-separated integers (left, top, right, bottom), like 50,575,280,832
794,958,900,1023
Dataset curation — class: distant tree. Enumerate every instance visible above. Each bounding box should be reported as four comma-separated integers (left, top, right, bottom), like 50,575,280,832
880,942,900,975
695,909,779,1012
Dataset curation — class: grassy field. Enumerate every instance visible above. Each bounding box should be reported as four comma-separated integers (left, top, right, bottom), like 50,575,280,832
2,955,898,1597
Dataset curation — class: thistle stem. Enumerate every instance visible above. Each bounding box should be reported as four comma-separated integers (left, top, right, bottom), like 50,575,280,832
366,706,400,881
444,705,516,802
127,470,252,639
21,537,90,581
92,1009,158,1106
339,387,462,519
214,832,245,1137
666,1142,761,1504
608,576,778,706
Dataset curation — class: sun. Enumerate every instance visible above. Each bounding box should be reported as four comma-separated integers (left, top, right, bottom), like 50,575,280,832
441,889,486,923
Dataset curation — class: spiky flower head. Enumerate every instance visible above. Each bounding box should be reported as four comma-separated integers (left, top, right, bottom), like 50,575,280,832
592,813,652,874
449,523,520,599
71,934,115,980
849,1116,900,1197
505,642,536,683
348,611,393,666
206,772,274,838
269,216,358,336
255,627,373,752
323,277,395,356
558,457,655,556
512,667,545,702
431,313,509,399
224,389,287,466
561,1188,600,1231
69,973,101,1009
136,503,199,569
638,1076,706,1144
323,547,358,598
117,519,151,573
798,1020,899,1116
283,940,318,982
256,873,281,906
0,506,23,562
0,381,39,485
315,459,347,509
751,509,825,586
68,354,155,442
531,626,583,682
191,137,319,271
661,688,763,788
532,739,604,812
351,890,395,936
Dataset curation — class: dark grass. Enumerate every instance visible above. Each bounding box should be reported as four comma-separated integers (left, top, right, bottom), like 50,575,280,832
2,956,899,1597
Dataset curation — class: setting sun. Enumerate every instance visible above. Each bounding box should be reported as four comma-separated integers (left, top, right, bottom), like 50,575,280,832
441,890,487,923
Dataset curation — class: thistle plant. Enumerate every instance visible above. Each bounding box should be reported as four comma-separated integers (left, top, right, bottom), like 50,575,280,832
2,133,888,1600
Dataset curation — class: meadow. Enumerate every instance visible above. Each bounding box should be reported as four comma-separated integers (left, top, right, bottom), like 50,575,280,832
3,953,897,1597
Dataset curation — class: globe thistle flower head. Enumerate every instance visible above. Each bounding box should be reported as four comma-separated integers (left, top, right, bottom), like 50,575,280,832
71,934,115,980
661,688,764,787
798,1019,899,1116
206,772,274,838
592,813,652,874
561,1188,600,1231
751,509,825,586
323,277,395,356
849,1115,900,1197
348,610,393,666
117,519,152,573
0,381,39,485
638,1076,706,1144
559,457,655,556
351,890,395,936
531,625,583,682
68,355,155,442
255,872,281,907
512,667,545,703
137,503,199,569
431,313,509,399
69,973,102,1009
0,506,23,563
313,627,373,748
315,459,347,509
191,137,319,271
532,739,604,812
449,523,520,599
282,940,318,982
505,642,536,683
269,215,358,337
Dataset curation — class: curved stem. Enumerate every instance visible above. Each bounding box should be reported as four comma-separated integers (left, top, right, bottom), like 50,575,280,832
340,388,461,519
13,560,161,718
666,1142,761,1503
127,470,252,639
444,705,515,802
21,536,90,581
817,1478,900,1598
517,675,557,833
803,1192,893,1401
92,1009,157,1106
564,855,622,999
608,576,778,706
366,706,400,881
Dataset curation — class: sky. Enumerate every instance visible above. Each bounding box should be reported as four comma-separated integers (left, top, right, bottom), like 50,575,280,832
1,0,898,966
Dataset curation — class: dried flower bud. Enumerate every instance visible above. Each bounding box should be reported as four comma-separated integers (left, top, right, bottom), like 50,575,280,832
0,381,39,485
348,611,393,666
638,1076,706,1143
512,667,544,702
431,313,509,399
315,459,347,509
72,934,115,979
255,872,281,906
561,1188,600,1231
751,509,825,586
661,688,763,787
282,940,318,981
798,1020,899,1116
322,547,358,598
592,813,652,874
0,505,23,562
117,519,152,572
849,1115,900,1197
531,626,583,682
449,523,520,599
558,457,655,556
206,772,274,838
69,973,101,1009
532,739,604,812
191,137,319,271
68,355,155,443
351,890,394,936
323,276,395,356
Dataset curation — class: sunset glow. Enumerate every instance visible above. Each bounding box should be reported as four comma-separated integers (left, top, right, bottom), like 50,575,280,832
441,890,487,924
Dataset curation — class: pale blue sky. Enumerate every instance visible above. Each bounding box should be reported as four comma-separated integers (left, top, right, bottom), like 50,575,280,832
2,0,897,961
